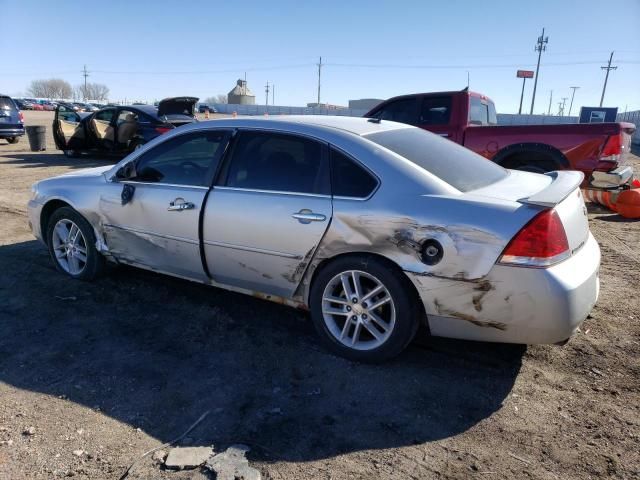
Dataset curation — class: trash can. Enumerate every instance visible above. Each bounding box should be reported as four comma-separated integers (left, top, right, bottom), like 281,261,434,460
26,126,46,152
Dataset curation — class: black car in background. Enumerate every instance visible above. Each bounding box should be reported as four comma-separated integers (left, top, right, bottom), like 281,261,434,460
53,96,198,157
198,104,218,113
0,95,25,144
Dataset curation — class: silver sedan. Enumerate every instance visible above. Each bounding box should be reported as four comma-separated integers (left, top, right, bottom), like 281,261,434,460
27,116,600,362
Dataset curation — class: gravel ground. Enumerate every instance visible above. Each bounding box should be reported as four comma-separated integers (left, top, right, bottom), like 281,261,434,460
0,111,638,479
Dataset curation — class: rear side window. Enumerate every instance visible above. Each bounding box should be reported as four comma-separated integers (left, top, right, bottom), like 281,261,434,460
372,98,419,125
469,97,497,126
419,96,451,125
0,97,17,110
365,127,507,192
331,149,378,198
223,131,329,195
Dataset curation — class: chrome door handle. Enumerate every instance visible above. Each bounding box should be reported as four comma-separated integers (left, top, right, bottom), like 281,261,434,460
292,210,326,224
168,199,195,211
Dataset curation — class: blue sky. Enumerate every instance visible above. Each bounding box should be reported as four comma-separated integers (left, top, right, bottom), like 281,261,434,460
3,0,639,114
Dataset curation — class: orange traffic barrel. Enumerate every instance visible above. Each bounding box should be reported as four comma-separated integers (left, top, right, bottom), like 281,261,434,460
582,187,640,219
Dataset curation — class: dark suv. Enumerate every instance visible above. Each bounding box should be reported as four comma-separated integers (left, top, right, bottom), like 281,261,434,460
0,95,25,144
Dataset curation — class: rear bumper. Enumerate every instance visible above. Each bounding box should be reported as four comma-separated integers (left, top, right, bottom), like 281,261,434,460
407,232,600,344
590,166,634,189
0,127,25,138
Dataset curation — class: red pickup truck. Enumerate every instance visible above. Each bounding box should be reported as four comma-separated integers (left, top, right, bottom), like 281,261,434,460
365,89,636,188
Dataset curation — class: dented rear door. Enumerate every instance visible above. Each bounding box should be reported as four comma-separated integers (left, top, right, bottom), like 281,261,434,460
203,130,332,298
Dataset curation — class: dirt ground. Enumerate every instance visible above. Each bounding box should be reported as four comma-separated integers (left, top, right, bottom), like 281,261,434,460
0,111,638,479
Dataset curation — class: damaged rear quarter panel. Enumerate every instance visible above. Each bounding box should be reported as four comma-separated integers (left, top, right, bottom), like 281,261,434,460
298,190,539,335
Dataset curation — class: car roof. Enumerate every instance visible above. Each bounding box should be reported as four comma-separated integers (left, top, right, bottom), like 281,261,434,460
180,115,411,137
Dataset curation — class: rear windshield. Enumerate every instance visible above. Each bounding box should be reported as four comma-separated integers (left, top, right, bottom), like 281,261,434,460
365,127,507,192
0,97,17,110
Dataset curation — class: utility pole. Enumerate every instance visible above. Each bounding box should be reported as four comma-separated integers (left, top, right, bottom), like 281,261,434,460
560,97,568,116
272,84,275,105
264,81,270,107
557,101,564,116
529,28,548,115
518,76,527,114
317,56,322,105
547,90,553,115
599,51,617,107
82,64,90,100
568,86,579,117
466,71,470,89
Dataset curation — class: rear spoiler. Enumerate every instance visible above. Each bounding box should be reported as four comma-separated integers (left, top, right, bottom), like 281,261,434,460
518,171,583,207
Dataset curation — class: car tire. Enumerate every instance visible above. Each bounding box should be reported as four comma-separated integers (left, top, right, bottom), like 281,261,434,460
63,149,80,158
6,137,19,144
46,206,105,281
129,139,145,152
310,255,420,363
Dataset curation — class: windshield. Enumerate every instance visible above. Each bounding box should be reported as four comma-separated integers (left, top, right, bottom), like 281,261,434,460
365,127,508,192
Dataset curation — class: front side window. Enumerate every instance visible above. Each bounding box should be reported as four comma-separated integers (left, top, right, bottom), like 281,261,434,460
223,131,329,195
134,131,226,186
373,98,420,125
419,96,452,125
331,148,378,198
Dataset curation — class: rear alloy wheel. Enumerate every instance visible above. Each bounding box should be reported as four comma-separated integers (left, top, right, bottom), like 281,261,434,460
6,137,19,144
47,207,104,280
310,256,420,362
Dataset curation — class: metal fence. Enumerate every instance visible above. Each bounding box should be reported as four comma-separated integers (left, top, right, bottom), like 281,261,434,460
496,114,579,125
212,103,369,117
617,110,640,144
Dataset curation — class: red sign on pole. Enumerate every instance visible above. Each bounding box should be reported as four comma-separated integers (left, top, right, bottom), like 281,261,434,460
517,70,534,78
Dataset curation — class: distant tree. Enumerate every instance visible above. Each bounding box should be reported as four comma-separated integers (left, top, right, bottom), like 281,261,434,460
204,94,227,105
75,82,110,102
26,78,73,99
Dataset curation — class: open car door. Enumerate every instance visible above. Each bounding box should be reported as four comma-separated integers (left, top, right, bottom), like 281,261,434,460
53,105,87,153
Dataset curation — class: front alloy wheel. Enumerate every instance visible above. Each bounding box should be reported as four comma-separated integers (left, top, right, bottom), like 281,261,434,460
47,206,104,280
51,219,88,275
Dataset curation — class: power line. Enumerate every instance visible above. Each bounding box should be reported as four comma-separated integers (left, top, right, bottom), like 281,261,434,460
530,27,548,115
600,51,617,107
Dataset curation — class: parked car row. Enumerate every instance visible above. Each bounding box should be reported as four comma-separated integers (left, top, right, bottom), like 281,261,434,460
13,98,105,112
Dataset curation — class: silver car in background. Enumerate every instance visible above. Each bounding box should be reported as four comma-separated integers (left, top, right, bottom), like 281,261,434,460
27,116,600,362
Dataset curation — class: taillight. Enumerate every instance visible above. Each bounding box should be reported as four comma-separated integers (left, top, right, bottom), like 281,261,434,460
600,133,622,162
498,209,570,267
155,127,172,134
18,111,24,123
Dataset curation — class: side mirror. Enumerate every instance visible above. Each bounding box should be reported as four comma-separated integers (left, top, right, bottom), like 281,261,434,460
115,162,137,180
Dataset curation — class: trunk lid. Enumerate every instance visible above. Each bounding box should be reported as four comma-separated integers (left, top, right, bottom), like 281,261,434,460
157,96,198,117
